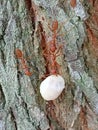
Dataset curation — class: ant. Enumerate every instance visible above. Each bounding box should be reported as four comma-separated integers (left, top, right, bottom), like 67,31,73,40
70,0,77,8
49,53,61,75
39,21,65,101
42,20,63,76
15,49,32,76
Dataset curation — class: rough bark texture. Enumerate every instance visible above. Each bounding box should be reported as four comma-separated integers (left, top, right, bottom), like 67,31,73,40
0,0,98,130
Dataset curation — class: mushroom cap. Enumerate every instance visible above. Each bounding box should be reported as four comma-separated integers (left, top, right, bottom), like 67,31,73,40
40,75,65,101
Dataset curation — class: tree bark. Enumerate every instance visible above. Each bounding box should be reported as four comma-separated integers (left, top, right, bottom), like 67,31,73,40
0,0,98,130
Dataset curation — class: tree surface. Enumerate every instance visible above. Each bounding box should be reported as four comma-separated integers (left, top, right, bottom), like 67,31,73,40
0,0,98,130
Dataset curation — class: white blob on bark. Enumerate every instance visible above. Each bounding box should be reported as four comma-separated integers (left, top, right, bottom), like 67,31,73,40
40,75,65,101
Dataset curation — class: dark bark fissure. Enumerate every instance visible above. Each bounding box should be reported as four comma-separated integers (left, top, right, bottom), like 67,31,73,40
37,22,50,77
25,0,36,31
10,108,18,130
0,84,5,108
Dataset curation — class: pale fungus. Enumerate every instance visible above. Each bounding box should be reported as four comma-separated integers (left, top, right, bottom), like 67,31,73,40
40,75,65,101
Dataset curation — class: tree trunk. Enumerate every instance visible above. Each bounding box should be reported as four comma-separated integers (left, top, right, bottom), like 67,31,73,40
0,0,98,130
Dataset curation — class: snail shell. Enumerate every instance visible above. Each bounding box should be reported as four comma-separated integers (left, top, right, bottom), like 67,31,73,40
40,75,65,101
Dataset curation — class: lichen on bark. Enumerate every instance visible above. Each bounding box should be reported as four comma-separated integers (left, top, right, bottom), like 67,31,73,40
0,0,49,130
0,0,98,130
